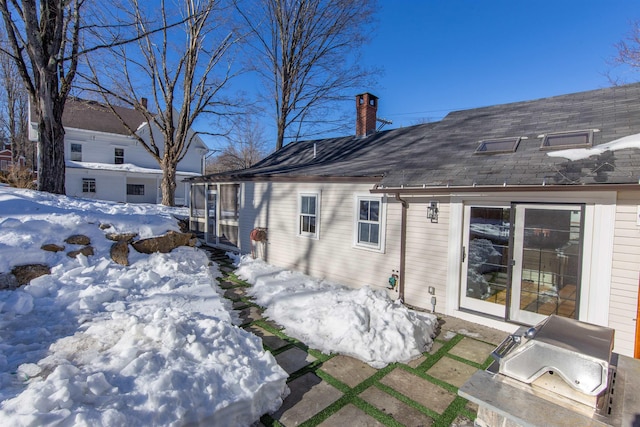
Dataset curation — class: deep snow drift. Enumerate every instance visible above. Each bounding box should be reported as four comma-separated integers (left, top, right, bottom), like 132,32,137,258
0,188,288,426
234,256,439,369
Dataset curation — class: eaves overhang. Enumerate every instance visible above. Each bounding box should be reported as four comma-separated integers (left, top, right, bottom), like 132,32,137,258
186,174,384,184
370,183,640,195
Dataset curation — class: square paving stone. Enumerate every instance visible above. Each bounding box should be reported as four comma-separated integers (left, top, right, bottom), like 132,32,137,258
380,368,456,414
223,288,245,301
245,325,289,351
429,341,444,355
317,404,385,427
319,355,377,388
238,305,262,324
448,337,495,365
426,356,479,388
405,354,426,369
360,386,434,426
218,280,236,289
272,373,342,426
275,347,317,375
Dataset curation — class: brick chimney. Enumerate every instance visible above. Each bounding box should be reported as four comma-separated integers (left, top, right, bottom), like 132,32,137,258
356,93,378,137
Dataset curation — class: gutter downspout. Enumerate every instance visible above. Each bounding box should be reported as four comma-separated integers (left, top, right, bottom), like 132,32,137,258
394,193,408,303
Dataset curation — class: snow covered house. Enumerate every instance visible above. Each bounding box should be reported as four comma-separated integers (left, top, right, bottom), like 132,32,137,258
0,149,26,172
188,85,640,358
28,98,208,205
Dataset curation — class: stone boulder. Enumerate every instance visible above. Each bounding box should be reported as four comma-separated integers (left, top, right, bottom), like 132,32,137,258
106,232,138,243
11,264,51,286
131,231,197,254
41,243,65,252
65,234,91,245
110,240,130,266
67,246,95,258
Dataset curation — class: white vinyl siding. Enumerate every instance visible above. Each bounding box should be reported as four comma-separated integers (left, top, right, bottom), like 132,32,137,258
403,197,451,313
240,182,400,293
609,191,640,357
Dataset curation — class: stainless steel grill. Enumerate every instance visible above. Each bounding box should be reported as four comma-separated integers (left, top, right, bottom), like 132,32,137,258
459,315,640,426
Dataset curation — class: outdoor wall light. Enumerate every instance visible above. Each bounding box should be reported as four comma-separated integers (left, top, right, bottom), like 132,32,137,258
427,201,439,223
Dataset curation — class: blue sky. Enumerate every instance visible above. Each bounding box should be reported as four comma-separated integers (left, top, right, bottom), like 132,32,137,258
359,1,638,128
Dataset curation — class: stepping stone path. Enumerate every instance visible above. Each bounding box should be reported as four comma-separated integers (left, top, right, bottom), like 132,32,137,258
204,247,508,427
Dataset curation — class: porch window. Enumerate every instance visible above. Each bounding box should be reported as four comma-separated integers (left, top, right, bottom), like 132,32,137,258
298,193,319,238
82,178,96,193
355,196,383,250
126,184,144,195
115,148,124,164
220,184,239,220
70,143,82,161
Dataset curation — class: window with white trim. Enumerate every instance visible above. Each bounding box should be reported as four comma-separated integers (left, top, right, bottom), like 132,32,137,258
298,192,319,238
127,184,144,195
82,178,96,193
70,143,82,161
115,148,124,164
355,196,383,250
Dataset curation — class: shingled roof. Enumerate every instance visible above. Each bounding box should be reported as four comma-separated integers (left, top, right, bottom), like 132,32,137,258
193,83,640,188
61,98,147,135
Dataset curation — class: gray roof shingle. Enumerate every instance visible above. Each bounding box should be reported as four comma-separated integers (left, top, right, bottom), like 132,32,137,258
194,83,640,188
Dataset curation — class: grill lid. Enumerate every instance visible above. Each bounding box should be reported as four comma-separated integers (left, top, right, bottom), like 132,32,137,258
492,315,614,396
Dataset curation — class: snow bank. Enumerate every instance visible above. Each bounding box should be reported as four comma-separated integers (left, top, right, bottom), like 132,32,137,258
0,188,288,426
235,256,439,369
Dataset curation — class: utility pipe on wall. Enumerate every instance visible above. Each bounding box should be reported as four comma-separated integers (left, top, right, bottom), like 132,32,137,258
394,193,408,303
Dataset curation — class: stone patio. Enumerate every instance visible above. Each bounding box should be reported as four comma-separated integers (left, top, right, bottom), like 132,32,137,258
206,248,509,426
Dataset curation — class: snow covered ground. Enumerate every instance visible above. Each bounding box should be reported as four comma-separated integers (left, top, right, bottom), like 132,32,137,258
0,187,440,425
0,188,287,426
234,256,439,369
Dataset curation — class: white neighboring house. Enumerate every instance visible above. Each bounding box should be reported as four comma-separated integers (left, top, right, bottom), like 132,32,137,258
28,98,208,205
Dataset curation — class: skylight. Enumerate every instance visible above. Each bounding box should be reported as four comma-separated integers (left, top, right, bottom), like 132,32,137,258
540,130,593,150
474,137,521,154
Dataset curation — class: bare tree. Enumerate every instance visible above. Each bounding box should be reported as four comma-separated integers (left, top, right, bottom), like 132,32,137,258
84,0,238,205
0,32,30,168
236,0,377,151
609,21,640,84
0,0,86,194
206,117,268,173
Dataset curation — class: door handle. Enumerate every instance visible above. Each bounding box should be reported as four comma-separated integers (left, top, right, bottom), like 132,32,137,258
462,246,466,262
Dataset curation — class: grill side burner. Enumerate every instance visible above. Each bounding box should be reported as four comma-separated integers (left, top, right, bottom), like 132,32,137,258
493,315,615,397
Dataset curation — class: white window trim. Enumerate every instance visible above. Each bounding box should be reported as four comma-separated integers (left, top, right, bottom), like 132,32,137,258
82,178,96,193
353,194,386,252
298,191,320,239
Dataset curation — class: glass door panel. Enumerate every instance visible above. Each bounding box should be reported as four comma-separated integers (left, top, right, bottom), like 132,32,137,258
509,204,583,324
460,206,511,317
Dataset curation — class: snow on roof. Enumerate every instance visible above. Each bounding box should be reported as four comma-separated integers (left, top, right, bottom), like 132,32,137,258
546,132,640,161
66,161,201,176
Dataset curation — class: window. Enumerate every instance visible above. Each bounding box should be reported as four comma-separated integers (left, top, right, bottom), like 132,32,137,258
70,143,82,161
475,137,521,154
299,193,319,238
540,130,593,150
355,196,384,250
115,148,124,164
220,184,240,220
127,184,144,195
82,178,96,193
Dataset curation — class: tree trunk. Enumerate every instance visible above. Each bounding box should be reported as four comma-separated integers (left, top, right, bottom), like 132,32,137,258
35,93,66,195
161,158,177,206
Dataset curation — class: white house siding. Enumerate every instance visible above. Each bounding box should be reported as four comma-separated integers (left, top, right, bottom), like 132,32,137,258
66,168,125,202
239,181,402,293
402,196,451,313
609,190,640,356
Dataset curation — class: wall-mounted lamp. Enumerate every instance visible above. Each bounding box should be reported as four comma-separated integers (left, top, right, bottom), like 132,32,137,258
427,201,439,223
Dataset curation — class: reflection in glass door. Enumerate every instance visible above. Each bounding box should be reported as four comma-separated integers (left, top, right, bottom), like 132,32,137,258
509,204,583,324
206,189,217,245
460,206,511,317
